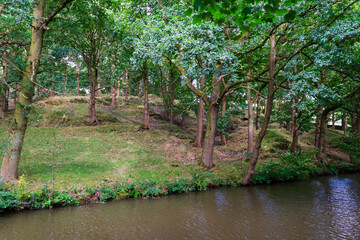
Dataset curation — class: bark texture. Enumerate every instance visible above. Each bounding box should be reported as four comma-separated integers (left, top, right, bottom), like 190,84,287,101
194,75,206,147
201,73,221,168
1,0,46,181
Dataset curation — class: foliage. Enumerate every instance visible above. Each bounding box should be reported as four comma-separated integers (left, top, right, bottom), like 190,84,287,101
252,151,320,184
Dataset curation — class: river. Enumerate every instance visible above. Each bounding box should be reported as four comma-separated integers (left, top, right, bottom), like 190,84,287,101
1,173,359,240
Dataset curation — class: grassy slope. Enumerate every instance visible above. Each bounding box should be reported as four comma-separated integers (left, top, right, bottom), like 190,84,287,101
0,95,354,191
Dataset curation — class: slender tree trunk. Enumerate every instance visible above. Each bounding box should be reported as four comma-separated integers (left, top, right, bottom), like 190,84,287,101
125,70,129,101
110,83,116,110
290,123,300,153
332,111,335,129
315,109,323,147
247,82,254,153
63,67,67,95
255,96,261,130
143,64,150,129
220,96,227,146
95,67,101,95
0,94,4,118
291,99,296,133
278,97,283,128
4,88,9,112
194,75,206,147
138,78,143,98
316,110,330,162
168,69,175,132
342,113,348,136
351,112,360,135
243,33,276,185
1,0,46,182
77,64,81,96
87,62,99,125
116,80,120,97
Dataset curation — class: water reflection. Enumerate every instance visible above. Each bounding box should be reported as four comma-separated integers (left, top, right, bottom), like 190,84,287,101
0,173,359,240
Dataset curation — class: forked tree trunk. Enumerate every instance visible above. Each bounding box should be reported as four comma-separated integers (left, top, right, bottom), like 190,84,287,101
1,0,46,182
247,82,254,153
143,64,150,129
194,75,206,147
201,73,221,168
243,33,276,185
255,97,261,130
220,96,227,146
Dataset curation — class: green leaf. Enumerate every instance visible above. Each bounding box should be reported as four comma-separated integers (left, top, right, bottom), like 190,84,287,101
193,0,202,11
276,9,287,17
284,10,296,22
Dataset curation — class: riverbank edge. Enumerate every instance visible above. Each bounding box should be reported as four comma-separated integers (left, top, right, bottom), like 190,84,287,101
1,156,359,213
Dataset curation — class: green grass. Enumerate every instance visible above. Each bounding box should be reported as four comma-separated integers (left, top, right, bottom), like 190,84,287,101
0,95,357,203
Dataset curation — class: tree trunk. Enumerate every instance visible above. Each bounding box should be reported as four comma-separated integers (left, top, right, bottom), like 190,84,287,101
1,0,46,182
0,94,5,118
168,69,175,132
255,96,261,130
110,83,116,110
201,72,221,168
351,112,360,135
4,88,9,112
220,96,227,146
77,64,81,96
87,62,99,125
291,99,296,133
63,67,67,95
316,110,330,162
243,33,276,185
278,97,283,128
332,111,335,129
116,80,121,97
138,78,143,98
290,123,300,153
194,75,206,147
125,70,129,101
315,108,323,147
247,82,254,153
143,64,150,129
95,69,101,95
342,114,348,136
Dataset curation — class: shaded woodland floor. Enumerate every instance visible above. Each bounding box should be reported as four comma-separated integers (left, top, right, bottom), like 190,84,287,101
0,95,352,190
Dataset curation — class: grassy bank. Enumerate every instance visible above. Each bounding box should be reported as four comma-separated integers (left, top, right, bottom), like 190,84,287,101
0,96,359,212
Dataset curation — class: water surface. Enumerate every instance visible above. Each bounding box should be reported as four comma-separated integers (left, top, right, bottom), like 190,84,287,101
1,173,359,239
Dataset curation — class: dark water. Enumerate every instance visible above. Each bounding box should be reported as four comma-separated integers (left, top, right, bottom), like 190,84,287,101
1,173,360,240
